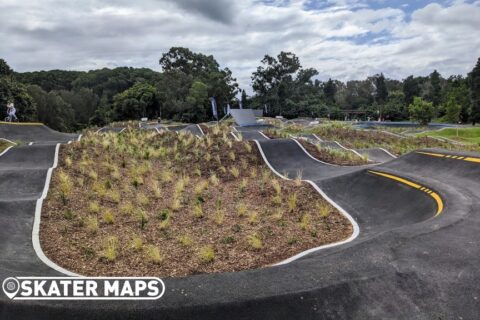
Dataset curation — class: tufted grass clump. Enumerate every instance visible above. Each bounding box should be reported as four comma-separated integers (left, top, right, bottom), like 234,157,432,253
229,166,240,179
85,216,98,234
102,236,118,262
131,235,143,251
194,180,209,196
209,173,219,186
271,179,281,195
317,202,331,218
178,234,193,247
120,201,135,215
287,193,298,212
103,209,115,224
58,170,73,205
89,201,100,214
247,234,263,250
145,245,162,264
198,246,215,263
300,214,311,230
237,203,247,217
193,203,203,218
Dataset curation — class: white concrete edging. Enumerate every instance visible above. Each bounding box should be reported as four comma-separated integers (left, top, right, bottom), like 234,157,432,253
253,140,360,266
32,142,82,277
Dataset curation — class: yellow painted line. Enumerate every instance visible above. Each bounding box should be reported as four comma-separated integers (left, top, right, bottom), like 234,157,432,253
0,121,43,126
416,151,445,158
465,157,480,163
368,170,444,217
416,151,480,164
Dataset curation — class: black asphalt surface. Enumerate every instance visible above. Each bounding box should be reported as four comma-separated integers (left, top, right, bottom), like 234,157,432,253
355,148,396,163
1,125,479,319
0,123,77,143
235,130,269,141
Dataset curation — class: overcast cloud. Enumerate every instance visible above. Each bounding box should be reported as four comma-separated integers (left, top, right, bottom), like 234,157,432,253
1,0,479,92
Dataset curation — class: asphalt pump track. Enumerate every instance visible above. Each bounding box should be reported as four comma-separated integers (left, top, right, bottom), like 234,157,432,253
0,123,479,319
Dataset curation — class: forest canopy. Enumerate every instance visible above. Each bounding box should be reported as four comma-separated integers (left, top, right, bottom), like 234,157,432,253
1,49,479,132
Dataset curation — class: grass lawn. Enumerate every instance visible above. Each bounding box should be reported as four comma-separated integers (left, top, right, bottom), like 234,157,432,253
417,127,480,146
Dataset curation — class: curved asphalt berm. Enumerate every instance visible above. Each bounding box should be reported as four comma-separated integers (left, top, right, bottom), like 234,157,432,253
1,125,480,319
0,122,78,144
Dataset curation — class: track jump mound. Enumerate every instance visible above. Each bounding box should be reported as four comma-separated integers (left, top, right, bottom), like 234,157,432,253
180,124,205,136
235,130,269,141
0,122,79,144
97,127,126,133
355,148,396,163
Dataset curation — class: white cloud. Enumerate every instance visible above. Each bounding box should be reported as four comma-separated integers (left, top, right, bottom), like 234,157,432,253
0,0,479,94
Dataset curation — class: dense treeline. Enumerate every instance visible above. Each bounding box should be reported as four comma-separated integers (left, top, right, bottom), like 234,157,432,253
1,48,479,131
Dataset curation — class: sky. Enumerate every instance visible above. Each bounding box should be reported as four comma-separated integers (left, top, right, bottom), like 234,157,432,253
1,0,479,92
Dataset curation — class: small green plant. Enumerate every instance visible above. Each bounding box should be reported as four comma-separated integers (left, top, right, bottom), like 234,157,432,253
287,193,298,212
63,209,75,220
85,216,98,234
221,236,235,244
247,234,263,250
228,151,236,161
145,245,162,264
198,246,215,263
102,236,118,262
178,234,193,247
272,209,283,221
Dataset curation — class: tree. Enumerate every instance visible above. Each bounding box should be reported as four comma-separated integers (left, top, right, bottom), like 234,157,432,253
184,81,209,122
443,96,462,123
241,89,247,108
0,59,13,77
323,79,336,106
469,57,480,125
374,73,388,105
113,83,159,120
403,75,421,107
251,51,303,115
27,85,74,131
408,97,435,125
429,70,442,107
0,77,37,121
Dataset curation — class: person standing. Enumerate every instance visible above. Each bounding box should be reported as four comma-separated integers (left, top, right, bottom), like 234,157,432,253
6,101,18,122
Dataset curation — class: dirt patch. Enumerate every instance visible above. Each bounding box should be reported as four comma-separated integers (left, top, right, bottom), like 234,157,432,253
0,140,12,153
198,124,210,134
41,129,352,277
297,139,369,166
